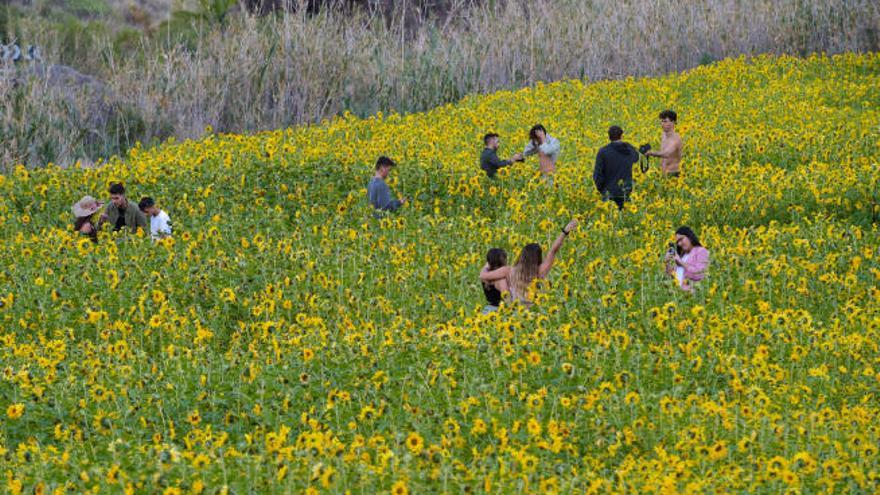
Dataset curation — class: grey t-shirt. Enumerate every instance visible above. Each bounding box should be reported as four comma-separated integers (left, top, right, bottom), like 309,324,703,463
368,177,402,212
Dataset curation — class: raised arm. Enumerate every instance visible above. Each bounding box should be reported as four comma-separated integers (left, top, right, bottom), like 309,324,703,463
539,219,578,278
522,140,538,157
539,136,560,156
480,264,511,282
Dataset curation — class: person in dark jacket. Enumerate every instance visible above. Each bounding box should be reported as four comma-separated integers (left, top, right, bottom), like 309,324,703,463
480,133,522,178
593,126,639,210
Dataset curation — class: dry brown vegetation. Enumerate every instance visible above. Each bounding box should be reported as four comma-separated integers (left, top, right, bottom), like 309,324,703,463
2,0,879,169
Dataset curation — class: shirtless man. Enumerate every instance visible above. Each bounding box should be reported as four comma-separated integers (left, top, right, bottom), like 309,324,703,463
522,124,561,180
646,110,682,176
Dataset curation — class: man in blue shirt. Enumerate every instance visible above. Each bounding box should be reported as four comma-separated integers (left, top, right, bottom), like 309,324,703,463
368,156,405,212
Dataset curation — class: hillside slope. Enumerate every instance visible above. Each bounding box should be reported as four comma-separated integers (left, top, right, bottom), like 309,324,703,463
0,53,879,493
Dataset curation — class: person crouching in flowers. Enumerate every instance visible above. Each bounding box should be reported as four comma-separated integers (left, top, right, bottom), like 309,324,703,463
71,195,103,243
664,226,710,291
480,220,578,307
479,248,509,313
522,124,561,181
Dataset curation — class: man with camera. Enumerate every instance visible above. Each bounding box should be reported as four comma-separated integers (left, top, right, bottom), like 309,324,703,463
593,125,639,210
644,109,683,176
480,133,523,179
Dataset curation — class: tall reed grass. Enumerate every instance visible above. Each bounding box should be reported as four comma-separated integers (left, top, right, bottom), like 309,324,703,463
2,0,878,169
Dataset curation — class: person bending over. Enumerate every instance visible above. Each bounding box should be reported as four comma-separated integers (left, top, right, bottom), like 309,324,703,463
71,195,103,243
480,133,522,179
664,226,710,291
594,125,639,210
645,109,683,177
368,156,405,213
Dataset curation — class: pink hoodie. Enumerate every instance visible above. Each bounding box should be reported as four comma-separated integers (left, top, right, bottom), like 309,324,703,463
681,246,710,282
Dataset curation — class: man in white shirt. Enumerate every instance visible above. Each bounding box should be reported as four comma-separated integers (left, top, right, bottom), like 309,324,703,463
138,197,172,240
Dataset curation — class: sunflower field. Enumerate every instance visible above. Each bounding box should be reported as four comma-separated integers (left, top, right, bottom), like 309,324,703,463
1,53,879,494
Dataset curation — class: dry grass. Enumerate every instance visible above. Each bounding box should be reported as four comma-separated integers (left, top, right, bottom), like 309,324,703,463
3,0,879,169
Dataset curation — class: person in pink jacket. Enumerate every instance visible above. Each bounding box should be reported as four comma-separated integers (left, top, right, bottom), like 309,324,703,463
665,226,710,291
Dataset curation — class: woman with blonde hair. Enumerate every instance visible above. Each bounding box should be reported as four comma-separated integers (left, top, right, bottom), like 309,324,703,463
480,219,577,306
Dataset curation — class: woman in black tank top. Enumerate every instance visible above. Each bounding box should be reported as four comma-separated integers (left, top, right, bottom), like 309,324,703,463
479,248,508,313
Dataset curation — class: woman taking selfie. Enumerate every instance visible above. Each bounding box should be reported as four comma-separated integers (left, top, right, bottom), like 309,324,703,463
665,226,710,291
480,219,578,307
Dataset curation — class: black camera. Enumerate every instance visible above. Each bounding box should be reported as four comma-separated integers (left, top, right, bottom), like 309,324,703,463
667,242,677,255
639,144,652,172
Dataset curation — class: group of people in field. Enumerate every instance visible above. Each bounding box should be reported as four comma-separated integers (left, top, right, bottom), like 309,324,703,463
71,183,172,243
366,110,708,311
65,109,699,311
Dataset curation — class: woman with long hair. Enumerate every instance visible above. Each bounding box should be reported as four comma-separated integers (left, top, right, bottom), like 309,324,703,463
480,219,578,306
479,248,509,313
664,226,710,291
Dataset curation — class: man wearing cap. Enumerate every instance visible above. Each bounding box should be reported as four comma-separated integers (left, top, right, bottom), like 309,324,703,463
100,183,148,234
72,195,104,243
368,156,405,213
593,126,639,210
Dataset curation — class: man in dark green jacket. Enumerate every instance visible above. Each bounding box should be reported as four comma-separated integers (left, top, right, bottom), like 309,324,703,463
100,183,148,234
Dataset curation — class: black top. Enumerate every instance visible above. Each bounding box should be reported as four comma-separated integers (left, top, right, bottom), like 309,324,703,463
75,219,98,243
482,281,502,306
114,207,127,231
480,147,512,178
593,141,638,199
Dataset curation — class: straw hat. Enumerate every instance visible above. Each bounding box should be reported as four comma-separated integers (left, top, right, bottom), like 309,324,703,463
71,195,103,218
